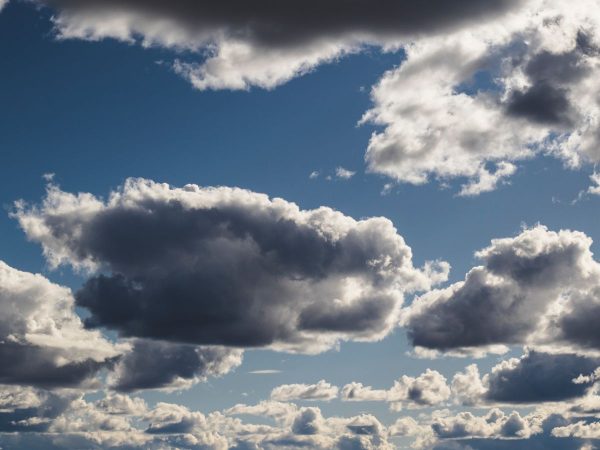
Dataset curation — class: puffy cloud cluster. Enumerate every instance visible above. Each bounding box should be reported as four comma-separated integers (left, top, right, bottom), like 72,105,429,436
22,0,520,91
341,369,451,409
14,178,447,354
363,0,600,193
402,225,600,355
431,409,542,440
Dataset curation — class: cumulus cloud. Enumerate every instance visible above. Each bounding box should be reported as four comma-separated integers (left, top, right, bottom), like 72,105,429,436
0,260,120,389
271,380,338,402
452,351,600,406
362,0,600,193
401,225,600,354
341,369,451,409
33,0,521,91
432,409,542,440
335,167,356,180
14,178,448,354
109,340,243,392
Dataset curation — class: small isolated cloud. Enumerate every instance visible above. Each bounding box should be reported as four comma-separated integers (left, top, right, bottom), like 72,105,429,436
335,167,356,180
271,380,338,402
309,170,320,179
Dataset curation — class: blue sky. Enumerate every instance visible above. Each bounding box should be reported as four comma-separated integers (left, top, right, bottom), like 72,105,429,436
2,1,600,449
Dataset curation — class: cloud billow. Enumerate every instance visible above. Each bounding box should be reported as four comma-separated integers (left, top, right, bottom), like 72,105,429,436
15,178,447,354
402,225,600,354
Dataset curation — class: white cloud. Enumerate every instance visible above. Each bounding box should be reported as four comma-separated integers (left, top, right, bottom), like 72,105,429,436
341,369,451,409
362,0,600,193
271,380,338,402
335,167,356,180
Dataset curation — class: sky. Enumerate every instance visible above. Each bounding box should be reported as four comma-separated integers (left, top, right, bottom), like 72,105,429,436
2,0,600,449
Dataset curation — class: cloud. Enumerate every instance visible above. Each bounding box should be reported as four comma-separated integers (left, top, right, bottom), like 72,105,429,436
362,0,600,193
14,178,448,354
271,380,338,402
341,368,451,408
452,351,600,405
431,409,541,440
34,0,521,90
109,340,243,392
335,167,356,180
0,260,120,389
401,225,600,354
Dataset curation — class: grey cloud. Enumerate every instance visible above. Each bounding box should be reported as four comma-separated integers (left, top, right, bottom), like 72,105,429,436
292,408,322,435
506,83,573,125
485,352,600,403
402,226,600,352
42,0,520,48
0,260,120,389
15,179,446,353
0,343,115,390
110,340,242,392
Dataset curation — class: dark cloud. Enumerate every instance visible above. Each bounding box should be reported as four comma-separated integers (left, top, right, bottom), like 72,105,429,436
0,260,120,389
16,179,445,353
506,83,573,125
504,46,591,126
402,226,599,352
43,0,521,47
558,287,600,349
486,352,599,403
0,343,114,390
111,340,241,392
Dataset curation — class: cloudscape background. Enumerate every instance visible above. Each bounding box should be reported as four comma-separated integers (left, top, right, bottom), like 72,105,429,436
2,0,600,448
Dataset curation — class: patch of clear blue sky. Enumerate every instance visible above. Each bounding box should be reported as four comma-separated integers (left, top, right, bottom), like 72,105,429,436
1,1,600,425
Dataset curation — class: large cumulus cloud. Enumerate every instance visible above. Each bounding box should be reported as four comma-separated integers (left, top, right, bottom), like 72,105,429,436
14,178,447,354
401,225,600,354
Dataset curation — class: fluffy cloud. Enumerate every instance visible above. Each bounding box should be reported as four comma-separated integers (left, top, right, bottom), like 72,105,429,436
452,351,600,405
0,260,120,389
14,178,447,354
270,380,338,402
363,0,600,193
341,369,451,409
109,340,243,392
431,409,542,440
33,0,520,91
401,225,600,354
